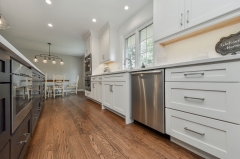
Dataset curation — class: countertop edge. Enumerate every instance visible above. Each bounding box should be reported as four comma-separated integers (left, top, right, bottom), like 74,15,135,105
91,54,240,76
0,35,44,75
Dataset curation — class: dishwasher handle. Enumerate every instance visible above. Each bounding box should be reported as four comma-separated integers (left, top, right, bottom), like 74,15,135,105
131,70,162,75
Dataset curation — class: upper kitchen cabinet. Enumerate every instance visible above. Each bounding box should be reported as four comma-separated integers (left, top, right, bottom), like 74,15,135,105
153,0,185,42
99,22,119,64
84,31,100,73
185,0,240,28
84,36,91,57
154,0,240,43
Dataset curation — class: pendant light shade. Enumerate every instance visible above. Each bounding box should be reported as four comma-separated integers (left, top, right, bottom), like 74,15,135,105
43,57,47,63
34,56,38,62
52,59,56,64
0,14,10,29
60,60,64,65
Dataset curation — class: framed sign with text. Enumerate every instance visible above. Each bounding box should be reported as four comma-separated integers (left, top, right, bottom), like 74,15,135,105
215,31,240,55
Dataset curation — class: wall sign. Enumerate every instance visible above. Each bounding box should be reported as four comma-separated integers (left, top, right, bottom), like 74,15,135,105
215,31,240,55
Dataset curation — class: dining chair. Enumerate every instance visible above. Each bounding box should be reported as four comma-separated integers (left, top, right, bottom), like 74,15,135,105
66,75,79,95
52,74,65,98
25,76,32,100
45,73,53,99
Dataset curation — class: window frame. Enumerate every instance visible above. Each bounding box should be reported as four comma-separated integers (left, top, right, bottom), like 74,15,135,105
123,20,153,69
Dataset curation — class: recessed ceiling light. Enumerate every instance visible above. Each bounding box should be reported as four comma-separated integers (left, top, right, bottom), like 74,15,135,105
92,19,96,22
46,0,51,4
124,6,129,10
48,23,53,27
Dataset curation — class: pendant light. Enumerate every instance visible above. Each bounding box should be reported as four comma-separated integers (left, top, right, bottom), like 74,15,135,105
34,43,64,65
0,0,10,29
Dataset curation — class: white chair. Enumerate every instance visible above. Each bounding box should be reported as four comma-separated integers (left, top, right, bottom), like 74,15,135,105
66,76,79,95
52,74,65,98
44,73,53,99
25,77,32,100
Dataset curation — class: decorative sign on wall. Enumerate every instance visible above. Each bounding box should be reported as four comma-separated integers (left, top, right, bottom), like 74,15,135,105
215,31,240,55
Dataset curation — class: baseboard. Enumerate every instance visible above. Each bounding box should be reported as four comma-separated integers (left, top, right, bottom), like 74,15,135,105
78,89,84,91
171,137,218,159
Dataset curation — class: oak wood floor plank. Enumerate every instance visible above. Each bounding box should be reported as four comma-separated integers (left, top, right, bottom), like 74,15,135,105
24,92,203,159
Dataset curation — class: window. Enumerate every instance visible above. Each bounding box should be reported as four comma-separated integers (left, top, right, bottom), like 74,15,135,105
124,22,153,69
140,24,153,65
125,34,136,68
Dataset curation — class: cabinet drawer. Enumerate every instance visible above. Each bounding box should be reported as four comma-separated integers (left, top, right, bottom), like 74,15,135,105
166,82,240,124
11,112,31,159
0,84,10,151
103,73,126,82
166,108,240,159
91,76,102,81
166,61,240,82
0,50,10,83
0,142,10,159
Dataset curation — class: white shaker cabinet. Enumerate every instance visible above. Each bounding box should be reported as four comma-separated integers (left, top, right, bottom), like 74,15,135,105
91,82,98,101
112,82,126,115
102,82,113,108
154,0,240,42
84,36,91,57
89,76,102,103
185,0,240,29
102,73,133,124
96,81,102,103
99,22,119,64
153,0,185,41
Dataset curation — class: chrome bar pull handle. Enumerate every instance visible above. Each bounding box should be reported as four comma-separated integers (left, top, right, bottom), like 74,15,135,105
187,10,189,23
184,72,204,76
19,133,30,144
184,96,204,101
184,127,205,136
180,13,183,26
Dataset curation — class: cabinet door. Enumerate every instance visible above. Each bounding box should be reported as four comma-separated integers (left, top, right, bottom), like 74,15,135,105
102,82,112,108
0,50,10,83
99,30,110,63
87,36,91,54
0,142,10,159
185,0,240,29
153,0,185,41
0,84,10,151
112,82,125,115
94,82,98,100
97,81,102,103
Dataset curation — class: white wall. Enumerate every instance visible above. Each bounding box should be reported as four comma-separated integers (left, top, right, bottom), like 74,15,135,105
18,48,85,90
106,1,153,72
154,23,240,66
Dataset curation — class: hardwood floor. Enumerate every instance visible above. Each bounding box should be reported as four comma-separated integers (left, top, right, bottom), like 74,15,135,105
24,92,203,159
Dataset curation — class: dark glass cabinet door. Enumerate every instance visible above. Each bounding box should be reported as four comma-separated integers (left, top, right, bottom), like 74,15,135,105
0,50,10,83
0,84,10,151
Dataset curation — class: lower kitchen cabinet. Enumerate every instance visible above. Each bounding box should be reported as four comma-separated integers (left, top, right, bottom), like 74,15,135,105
111,82,126,115
0,142,10,159
89,78,102,103
166,108,240,159
0,84,10,151
102,81,126,115
11,112,31,159
102,82,113,108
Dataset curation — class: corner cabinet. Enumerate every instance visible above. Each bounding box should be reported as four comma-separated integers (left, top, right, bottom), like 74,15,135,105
154,0,240,42
99,22,119,64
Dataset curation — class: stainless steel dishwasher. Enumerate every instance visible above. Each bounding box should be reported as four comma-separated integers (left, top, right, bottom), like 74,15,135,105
131,69,165,133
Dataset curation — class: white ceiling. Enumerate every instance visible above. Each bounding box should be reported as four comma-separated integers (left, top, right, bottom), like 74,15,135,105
0,0,152,57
